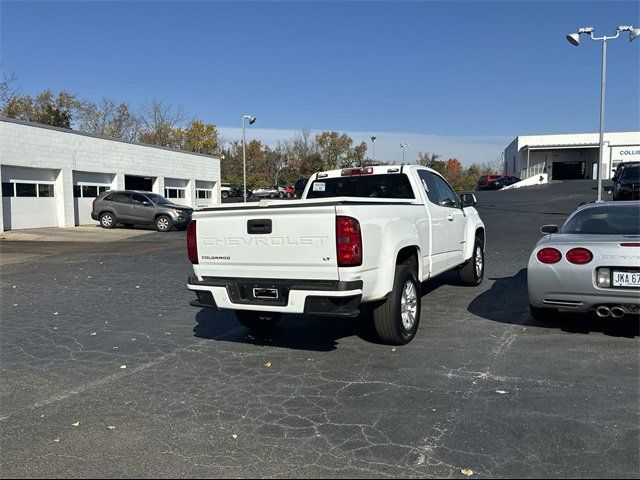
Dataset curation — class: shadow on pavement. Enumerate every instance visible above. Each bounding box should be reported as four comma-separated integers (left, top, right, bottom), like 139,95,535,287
468,269,639,338
192,274,456,351
193,308,382,352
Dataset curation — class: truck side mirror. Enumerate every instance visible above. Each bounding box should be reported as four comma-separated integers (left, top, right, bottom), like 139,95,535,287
460,193,477,207
540,225,559,234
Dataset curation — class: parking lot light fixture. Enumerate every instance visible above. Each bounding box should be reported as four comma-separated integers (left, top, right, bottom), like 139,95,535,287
371,136,377,164
242,115,256,203
400,143,410,164
566,25,638,202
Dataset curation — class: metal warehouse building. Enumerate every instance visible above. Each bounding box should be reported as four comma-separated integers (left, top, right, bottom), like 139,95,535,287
0,118,221,231
504,131,640,180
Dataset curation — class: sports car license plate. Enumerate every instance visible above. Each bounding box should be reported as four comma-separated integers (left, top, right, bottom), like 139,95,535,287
612,271,640,288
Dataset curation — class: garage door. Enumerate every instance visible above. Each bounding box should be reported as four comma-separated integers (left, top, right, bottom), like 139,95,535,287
74,185,110,225
1,182,57,230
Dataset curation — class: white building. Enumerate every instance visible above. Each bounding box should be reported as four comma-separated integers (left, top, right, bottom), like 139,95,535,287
504,131,640,180
0,117,221,231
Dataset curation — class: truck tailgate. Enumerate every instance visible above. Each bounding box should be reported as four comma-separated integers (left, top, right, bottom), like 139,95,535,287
194,205,339,280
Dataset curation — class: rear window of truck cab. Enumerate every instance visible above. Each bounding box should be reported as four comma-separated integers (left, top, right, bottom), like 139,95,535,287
306,174,415,200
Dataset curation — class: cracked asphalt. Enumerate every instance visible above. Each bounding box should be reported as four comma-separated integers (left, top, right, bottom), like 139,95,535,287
1,180,638,478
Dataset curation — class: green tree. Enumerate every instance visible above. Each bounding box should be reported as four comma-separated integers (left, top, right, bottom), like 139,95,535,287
1,89,79,128
180,120,220,155
349,141,368,167
315,131,353,169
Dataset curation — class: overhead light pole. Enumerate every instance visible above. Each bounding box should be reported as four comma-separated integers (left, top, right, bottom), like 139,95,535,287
566,25,639,202
242,115,256,203
400,143,410,164
371,136,377,164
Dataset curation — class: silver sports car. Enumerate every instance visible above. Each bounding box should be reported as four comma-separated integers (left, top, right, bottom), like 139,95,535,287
528,201,640,320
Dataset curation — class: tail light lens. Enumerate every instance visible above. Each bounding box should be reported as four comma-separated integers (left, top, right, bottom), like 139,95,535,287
336,216,362,267
566,247,593,264
537,247,562,264
187,220,198,264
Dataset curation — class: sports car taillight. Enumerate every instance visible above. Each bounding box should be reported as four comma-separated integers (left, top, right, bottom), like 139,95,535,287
336,216,362,267
566,248,593,265
537,247,562,264
187,220,198,264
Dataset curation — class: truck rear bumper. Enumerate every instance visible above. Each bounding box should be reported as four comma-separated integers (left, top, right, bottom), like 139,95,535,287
187,276,363,317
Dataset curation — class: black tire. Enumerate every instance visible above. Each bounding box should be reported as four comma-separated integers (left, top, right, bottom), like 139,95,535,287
99,212,116,229
529,303,559,322
279,192,285,199
269,193,276,199
372,263,421,345
236,311,281,331
222,191,229,199
155,215,173,232
459,236,484,286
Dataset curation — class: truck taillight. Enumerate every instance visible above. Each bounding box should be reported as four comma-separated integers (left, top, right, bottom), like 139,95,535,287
336,216,362,267
187,220,198,264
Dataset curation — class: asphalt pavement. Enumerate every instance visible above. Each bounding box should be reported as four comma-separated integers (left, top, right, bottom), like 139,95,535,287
0,180,638,478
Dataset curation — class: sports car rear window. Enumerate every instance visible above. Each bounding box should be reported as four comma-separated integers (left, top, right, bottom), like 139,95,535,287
561,205,640,235
306,174,414,199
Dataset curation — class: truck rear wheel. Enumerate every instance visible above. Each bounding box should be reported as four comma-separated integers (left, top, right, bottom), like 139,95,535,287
236,311,281,331
373,264,421,345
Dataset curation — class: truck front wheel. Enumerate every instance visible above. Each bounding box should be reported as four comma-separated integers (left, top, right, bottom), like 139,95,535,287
372,264,421,345
236,311,281,331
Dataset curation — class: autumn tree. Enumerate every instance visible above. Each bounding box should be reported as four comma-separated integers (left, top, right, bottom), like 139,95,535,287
138,99,185,148
417,151,447,176
180,120,220,155
349,141,368,167
77,99,140,141
315,131,353,169
1,89,80,128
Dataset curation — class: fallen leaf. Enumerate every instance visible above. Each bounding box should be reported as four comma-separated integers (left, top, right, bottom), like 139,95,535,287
90,332,97,337
130,338,136,342
113,347,119,350
231,434,238,439
164,332,171,336
496,390,507,395
12,304,18,307
461,468,474,477
12,285,17,289
390,347,397,352
53,312,59,315
106,426,116,430
72,422,80,427
135,286,140,289
120,365,127,369
53,438,60,443
263,361,272,368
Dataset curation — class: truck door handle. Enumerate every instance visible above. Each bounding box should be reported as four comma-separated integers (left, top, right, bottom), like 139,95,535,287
447,214,454,221
247,219,272,234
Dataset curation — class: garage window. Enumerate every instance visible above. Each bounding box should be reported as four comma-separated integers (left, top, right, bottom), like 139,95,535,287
38,184,55,197
165,188,185,199
74,185,109,197
3,182,55,197
16,183,38,197
197,189,211,199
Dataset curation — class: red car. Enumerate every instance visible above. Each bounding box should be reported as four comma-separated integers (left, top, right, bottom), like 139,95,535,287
477,174,507,191
283,185,295,198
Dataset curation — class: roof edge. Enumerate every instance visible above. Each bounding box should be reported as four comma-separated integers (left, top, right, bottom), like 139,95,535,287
0,116,220,160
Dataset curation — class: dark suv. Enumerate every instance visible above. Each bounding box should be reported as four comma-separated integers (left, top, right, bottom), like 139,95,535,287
91,190,193,232
612,164,640,201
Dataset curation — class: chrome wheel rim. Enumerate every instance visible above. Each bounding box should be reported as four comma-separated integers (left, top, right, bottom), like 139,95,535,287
400,280,418,330
102,215,112,227
158,217,169,230
475,246,483,278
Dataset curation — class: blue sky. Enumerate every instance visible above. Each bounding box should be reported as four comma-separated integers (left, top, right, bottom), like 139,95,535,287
1,0,639,164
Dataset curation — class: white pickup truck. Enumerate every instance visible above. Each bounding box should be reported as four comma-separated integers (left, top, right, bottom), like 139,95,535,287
187,165,485,345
